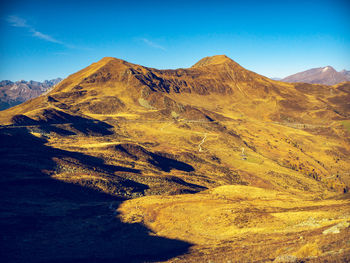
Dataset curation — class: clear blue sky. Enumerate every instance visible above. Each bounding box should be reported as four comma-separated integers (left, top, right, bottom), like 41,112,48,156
1,0,349,81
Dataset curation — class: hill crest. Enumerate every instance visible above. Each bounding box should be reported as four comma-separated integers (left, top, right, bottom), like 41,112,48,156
191,55,238,68
1,55,349,126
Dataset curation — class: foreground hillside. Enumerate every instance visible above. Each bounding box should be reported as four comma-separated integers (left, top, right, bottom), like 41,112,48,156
0,55,349,262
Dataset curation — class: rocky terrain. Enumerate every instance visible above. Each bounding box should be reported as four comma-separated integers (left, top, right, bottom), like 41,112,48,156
0,78,62,110
281,66,350,85
0,55,349,262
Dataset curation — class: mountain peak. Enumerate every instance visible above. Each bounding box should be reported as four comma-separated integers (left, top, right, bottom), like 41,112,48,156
322,66,335,72
191,55,237,68
282,65,350,85
97,56,123,65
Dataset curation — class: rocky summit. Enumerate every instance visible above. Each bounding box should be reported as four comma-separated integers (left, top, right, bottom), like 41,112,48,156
1,55,349,263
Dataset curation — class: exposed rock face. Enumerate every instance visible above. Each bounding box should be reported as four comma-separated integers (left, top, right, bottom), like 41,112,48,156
281,66,350,85
0,78,62,110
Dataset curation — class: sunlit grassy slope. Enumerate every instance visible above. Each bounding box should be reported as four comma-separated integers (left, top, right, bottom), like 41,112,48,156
1,55,349,262
119,185,350,262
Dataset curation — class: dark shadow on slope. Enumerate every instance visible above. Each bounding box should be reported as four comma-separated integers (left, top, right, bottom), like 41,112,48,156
0,128,192,263
11,109,114,136
149,153,195,172
165,176,207,191
0,128,140,176
38,124,77,135
0,100,23,111
111,143,195,173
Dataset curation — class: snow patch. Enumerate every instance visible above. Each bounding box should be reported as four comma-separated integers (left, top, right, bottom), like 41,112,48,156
322,66,330,72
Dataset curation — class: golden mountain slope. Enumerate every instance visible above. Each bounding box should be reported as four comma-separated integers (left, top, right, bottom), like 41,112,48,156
0,55,349,262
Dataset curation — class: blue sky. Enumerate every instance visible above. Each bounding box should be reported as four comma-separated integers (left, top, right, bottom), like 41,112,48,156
1,0,349,81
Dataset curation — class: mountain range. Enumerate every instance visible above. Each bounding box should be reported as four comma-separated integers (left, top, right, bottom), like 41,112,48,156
1,65,349,113
0,55,349,262
0,78,62,111
281,66,350,85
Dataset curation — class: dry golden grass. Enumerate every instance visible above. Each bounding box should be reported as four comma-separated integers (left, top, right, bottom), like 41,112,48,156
118,185,350,261
1,56,350,262
295,243,322,258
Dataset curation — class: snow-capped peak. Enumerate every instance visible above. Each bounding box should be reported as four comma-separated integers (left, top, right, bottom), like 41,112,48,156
322,66,330,72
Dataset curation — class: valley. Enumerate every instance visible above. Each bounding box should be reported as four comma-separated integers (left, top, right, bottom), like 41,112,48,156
1,55,349,262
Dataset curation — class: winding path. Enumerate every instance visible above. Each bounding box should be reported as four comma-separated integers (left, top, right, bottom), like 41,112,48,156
198,133,207,152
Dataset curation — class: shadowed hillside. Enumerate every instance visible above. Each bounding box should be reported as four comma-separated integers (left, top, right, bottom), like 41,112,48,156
1,55,349,262
0,127,191,263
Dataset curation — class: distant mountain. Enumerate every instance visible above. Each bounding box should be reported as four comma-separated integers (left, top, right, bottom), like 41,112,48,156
0,78,62,110
281,66,350,85
340,69,350,78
